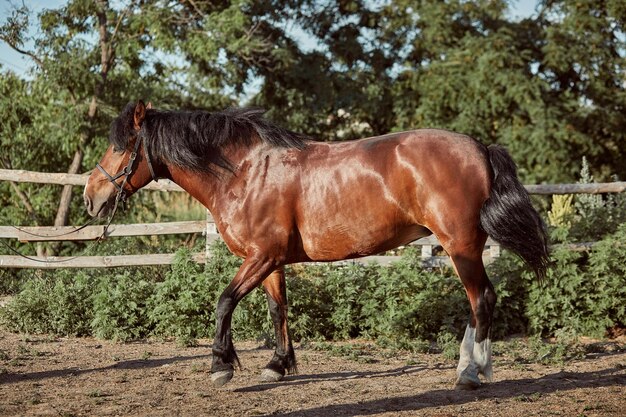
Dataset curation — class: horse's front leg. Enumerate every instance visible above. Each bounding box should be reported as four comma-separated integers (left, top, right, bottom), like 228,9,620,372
260,267,297,382
211,254,276,387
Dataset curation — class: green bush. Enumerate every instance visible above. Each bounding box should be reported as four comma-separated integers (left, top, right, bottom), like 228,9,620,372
588,223,626,329
148,243,271,345
507,223,626,338
148,248,216,345
358,251,468,341
286,249,469,344
487,253,530,338
90,271,155,341
1,270,93,335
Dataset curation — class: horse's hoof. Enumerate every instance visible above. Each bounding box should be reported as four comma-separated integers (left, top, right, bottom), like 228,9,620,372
455,376,481,390
211,370,234,387
260,368,284,382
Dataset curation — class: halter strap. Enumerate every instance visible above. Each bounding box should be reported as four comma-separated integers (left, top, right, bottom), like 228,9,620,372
96,130,161,188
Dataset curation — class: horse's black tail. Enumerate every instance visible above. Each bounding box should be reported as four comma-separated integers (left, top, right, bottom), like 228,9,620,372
480,145,550,279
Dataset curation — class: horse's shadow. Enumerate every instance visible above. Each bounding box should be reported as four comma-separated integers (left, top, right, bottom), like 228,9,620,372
251,365,625,417
235,364,443,392
0,353,212,385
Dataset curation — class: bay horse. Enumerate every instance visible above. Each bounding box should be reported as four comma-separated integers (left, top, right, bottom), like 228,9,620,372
84,101,549,390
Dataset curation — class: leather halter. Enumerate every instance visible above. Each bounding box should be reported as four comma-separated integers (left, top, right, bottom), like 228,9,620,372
95,132,159,206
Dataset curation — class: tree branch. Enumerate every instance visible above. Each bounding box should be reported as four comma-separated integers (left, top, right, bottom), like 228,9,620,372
0,36,45,68
186,0,206,19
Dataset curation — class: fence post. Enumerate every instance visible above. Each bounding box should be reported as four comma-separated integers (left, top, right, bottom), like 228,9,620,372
206,210,211,260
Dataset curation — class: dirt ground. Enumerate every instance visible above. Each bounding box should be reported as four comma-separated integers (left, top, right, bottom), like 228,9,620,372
0,331,624,417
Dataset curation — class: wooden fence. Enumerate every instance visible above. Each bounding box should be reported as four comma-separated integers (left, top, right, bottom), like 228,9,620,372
1,169,624,269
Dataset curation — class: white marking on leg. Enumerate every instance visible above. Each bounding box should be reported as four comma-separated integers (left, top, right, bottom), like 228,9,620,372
457,325,475,376
455,325,480,388
473,338,493,381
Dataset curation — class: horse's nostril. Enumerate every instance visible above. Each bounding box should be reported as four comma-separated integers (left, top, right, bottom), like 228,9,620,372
84,195,92,211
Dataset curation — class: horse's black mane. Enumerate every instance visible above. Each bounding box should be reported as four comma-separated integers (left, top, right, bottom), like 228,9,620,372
109,103,309,175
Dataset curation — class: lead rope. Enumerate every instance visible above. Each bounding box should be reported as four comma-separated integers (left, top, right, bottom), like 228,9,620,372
12,216,99,239
0,205,120,264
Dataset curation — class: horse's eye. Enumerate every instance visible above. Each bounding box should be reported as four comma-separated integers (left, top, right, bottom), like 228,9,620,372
113,146,124,153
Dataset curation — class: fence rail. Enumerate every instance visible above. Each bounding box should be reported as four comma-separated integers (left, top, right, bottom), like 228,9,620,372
1,169,624,269
0,221,209,242
0,169,182,192
2,168,625,194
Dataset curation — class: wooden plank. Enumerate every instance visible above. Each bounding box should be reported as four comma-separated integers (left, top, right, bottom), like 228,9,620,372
2,220,498,252
0,169,183,192
0,226,20,239
5,221,212,242
0,252,208,269
2,169,625,195
524,182,626,194
0,244,500,269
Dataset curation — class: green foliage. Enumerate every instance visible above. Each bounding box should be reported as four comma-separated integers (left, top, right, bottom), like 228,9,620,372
487,254,531,339
544,159,626,246
146,244,271,346
528,329,586,365
586,224,626,330
525,248,593,336
148,248,215,346
1,270,93,335
286,250,470,344
491,223,626,338
357,252,468,341
90,271,155,342
436,331,460,361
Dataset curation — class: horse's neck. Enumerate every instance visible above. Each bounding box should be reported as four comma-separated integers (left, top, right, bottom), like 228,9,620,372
167,165,222,213
165,142,261,216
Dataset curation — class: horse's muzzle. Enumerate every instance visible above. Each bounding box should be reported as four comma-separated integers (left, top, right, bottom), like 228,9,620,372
84,193,113,218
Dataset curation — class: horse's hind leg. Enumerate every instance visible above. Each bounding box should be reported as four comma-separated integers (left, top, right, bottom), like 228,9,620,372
260,267,297,382
443,234,497,389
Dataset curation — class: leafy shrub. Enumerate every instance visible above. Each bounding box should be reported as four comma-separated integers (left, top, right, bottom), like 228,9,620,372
148,242,271,345
359,251,468,341
0,268,25,295
436,331,460,361
1,270,93,335
555,159,626,242
287,248,470,344
149,248,216,346
522,224,626,337
586,224,626,331
286,265,335,341
202,241,273,343
487,252,531,338
90,271,155,341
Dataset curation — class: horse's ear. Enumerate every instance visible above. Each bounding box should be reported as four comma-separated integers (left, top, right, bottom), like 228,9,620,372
133,100,146,130
146,102,153,110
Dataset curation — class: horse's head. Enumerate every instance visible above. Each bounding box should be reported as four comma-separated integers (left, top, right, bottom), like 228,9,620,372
84,100,157,218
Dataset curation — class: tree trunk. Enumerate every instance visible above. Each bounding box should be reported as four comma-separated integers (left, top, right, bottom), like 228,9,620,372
53,149,84,228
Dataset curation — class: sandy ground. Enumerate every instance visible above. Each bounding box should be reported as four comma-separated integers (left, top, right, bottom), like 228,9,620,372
0,331,624,416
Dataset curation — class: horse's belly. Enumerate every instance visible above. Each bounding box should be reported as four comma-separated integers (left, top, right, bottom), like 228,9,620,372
300,223,430,261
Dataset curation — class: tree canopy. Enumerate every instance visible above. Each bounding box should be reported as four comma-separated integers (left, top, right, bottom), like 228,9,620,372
1,0,625,231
